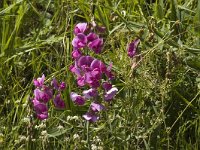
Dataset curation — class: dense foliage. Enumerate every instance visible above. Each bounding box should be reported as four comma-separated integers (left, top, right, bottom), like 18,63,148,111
0,0,200,149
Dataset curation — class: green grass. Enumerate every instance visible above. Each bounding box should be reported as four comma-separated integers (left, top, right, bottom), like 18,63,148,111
0,0,200,149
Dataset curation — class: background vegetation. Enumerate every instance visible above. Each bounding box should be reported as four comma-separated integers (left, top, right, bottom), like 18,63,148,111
0,0,200,149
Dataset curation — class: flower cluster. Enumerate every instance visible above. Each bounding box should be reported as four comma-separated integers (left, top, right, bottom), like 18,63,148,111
70,23,118,122
31,74,66,120
72,23,104,55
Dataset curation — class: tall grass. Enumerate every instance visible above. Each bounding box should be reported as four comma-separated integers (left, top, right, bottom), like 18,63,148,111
0,0,200,149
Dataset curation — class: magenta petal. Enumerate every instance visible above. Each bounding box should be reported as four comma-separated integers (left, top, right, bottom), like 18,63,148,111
102,82,112,91
72,49,82,59
33,74,45,87
91,69,101,80
88,38,103,53
90,59,106,73
70,92,85,105
78,56,94,68
90,80,100,88
32,98,40,106
105,70,115,80
83,88,98,99
34,88,52,103
127,39,140,58
77,76,85,87
83,112,99,122
43,87,53,102
72,34,87,48
70,65,81,78
53,94,65,109
51,78,59,90
74,23,87,35
34,103,48,113
91,102,104,112
37,112,48,120
59,82,66,90
34,102,48,120
104,87,118,101
87,32,98,42
33,79,40,87
34,89,41,100
83,113,92,120
72,36,79,47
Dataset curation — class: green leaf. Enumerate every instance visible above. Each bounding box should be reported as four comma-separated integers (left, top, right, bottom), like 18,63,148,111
186,56,200,70
47,127,73,138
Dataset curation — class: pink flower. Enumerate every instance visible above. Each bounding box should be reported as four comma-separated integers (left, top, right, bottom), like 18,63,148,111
102,82,112,91
51,78,66,91
90,102,104,112
87,32,98,42
59,82,66,90
34,88,52,103
90,59,107,73
83,88,98,99
104,87,118,101
33,74,45,88
70,92,85,105
69,64,82,78
32,99,48,120
72,33,87,49
77,76,86,87
83,112,99,122
127,39,140,58
72,49,82,59
51,78,59,90
77,55,94,69
88,38,103,54
74,23,87,35
53,94,65,109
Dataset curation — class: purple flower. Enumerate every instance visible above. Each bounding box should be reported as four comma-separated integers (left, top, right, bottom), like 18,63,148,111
43,87,53,101
102,82,112,91
104,87,118,101
59,82,66,90
90,68,102,80
32,98,40,106
90,59,107,73
70,92,85,105
83,88,98,99
33,74,45,88
32,99,48,120
90,102,104,112
53,94,66,109
83,112,99,122
127,39,140,58
84,72,100,88
105,70,115,80
72,33,87,48
88,38,103,54
72,49,82,59
77,76,86,87
51,78,59,90
51,78,66,91
87,32,98,42
70,55,115,88
34,88,52,103
77,55,94,69
74,23,87,35
69,64,81,78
